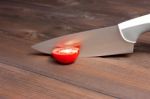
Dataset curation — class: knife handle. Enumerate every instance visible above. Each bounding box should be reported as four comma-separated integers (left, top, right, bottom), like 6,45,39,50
118,14,150,43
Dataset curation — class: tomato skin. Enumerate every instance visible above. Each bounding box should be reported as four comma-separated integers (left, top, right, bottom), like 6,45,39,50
52,47,79,64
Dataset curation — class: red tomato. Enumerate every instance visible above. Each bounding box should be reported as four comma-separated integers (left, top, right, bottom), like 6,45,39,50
52,46,80,64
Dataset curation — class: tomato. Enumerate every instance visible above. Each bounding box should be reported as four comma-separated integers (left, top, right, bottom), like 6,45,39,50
52,46,80,64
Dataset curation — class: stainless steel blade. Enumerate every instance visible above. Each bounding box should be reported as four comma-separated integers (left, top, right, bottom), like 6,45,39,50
32,25,134,57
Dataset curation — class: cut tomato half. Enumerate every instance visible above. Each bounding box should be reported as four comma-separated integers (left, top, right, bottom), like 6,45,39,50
52,46,80,64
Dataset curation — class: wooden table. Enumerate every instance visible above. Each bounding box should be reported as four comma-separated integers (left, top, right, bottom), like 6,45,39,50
0,0,150,99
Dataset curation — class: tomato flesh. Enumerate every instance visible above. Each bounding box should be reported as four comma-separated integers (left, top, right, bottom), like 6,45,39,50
52,46,79,64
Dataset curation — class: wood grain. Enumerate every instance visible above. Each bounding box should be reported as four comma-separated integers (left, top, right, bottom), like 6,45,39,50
0,63,114,99
0,0,150,99
0,28,150,99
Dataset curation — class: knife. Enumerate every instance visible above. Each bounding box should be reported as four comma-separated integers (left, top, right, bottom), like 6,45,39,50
32,14,150,57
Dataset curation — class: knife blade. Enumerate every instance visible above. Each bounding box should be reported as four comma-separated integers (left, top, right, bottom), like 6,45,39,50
32,14,150,57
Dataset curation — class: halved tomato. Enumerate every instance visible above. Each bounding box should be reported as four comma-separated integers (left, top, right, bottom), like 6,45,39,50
52,46,80,64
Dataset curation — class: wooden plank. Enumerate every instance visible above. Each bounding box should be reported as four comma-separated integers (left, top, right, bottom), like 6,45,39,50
0,0,149,41
0,29,150,99
7,0,150,17
0,63,114,99
0,0,124,43
0,0,150,99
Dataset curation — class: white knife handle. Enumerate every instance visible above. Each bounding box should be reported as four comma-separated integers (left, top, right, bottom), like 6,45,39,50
118,14,150,43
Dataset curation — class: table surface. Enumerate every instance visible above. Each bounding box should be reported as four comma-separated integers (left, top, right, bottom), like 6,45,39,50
0,0,150,99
